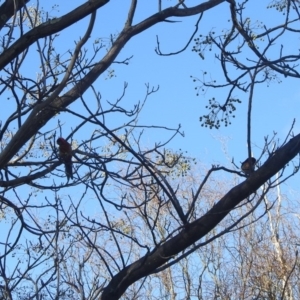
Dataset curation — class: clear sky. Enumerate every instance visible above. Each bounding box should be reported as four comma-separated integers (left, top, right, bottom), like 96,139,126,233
46,0,300,170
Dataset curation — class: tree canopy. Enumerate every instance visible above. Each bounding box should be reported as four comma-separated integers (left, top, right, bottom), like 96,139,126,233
1,0,300,299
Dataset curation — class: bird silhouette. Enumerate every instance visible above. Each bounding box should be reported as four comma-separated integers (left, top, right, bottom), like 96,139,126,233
57,137,73,180
241,157,256,175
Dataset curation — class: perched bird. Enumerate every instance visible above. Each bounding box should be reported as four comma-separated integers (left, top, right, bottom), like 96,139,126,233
57,137,73,180
241,157,256,175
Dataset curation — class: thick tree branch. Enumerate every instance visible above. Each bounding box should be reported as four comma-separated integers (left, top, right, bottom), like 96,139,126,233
0,0,109,70
0,0,29,30
101,133,300,300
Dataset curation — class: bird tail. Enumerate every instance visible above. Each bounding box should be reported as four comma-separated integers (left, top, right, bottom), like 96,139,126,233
64,162,73,180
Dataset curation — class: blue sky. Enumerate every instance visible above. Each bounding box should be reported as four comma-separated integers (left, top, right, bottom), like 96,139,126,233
1,0,298,194
65,0,300,169
2,0,300,294
4,0,299,180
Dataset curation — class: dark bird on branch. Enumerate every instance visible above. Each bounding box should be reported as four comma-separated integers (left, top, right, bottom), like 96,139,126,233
241,157,256,175
57,137,73,180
